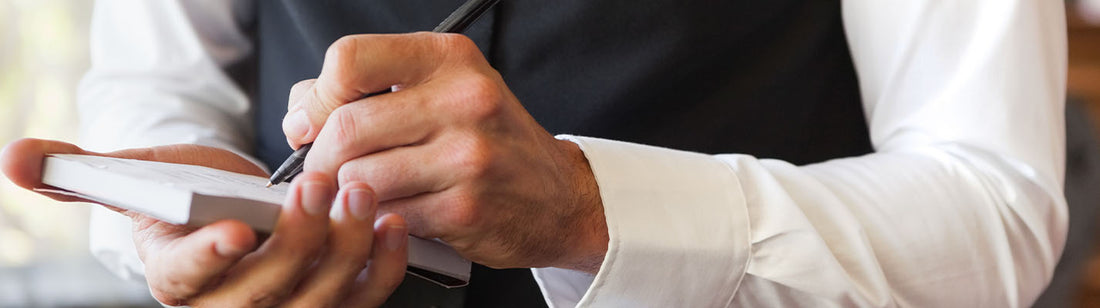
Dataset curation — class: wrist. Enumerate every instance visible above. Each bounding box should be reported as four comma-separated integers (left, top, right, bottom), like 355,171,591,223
555,139,608,274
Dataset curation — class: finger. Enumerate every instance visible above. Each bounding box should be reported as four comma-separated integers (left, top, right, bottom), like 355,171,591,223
284,32,479,145
284,79,317,149
0,138,107,203
288,79,317,112
196,172,335,307
0,138,86,190
334,143,461,203
343,213,408,307
282,182,378,307
378,189,520,268
304,87,442,176
375,189,461,241
105,145,267,176
142,219,257,305
1,140,265,207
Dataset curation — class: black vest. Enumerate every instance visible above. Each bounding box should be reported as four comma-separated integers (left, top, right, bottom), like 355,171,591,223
252,1,872,306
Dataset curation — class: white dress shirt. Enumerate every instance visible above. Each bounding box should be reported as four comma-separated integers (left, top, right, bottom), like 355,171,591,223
80,0,1068,307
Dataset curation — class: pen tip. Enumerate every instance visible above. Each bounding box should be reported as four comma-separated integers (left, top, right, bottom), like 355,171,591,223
265,182,273,188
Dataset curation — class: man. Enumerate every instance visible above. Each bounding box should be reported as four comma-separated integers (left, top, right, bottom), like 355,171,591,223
0,0,1068,307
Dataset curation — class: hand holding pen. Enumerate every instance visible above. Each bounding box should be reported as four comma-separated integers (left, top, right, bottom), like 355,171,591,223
268,0,502,187
270,0,608,272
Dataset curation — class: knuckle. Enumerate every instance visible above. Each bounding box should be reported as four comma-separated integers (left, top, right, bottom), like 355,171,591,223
340,160,396,189
292,79,315,90
145,269,199,305
455,75,504,120
327,106,362,150
337,161,384,194
288,79,317,108
326,35,361,66
247,287,292,307
289,79,315,96
323,36,367,97
310,253,371,288
285,299,337,308
451,137,494,179
442,192,480,230
150,288,188,307
163,277,201,300
338,244,374,265
373,265,407,292
434,33,488,69
336,163,362,187
435,33,478,57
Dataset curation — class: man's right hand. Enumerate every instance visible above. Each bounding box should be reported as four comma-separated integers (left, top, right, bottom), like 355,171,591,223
0,138,407,307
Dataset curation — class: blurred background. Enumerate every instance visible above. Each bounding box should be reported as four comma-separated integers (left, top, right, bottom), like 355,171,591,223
0,1,1099,307
0,1,157,306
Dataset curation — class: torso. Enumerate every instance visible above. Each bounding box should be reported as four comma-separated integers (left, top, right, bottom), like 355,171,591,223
252,1,871,306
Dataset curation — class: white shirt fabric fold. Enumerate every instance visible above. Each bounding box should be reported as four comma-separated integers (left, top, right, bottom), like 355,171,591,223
81,0,1068,307
81,0,259,282
534,1,1067,306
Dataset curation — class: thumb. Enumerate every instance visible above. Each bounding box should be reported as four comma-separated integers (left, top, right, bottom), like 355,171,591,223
282,79,399,149
282,77,349,148
282,78,329,148
1,138,87,192
0,138,138,216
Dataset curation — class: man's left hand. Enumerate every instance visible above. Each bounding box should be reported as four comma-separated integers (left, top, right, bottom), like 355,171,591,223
282,32,607,272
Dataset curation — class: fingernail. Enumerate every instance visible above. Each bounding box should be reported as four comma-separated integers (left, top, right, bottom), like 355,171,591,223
386,224,407,251
215,240,247,258
301,182,332,216
347,188,373,221
283,109,310,141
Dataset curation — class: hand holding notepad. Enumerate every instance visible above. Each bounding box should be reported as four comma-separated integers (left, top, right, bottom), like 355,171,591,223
38,153,470,287
0,139,468,306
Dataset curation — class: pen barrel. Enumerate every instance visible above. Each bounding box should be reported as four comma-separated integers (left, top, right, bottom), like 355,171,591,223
433,0,501,33
270,143,312,184
292,143,313,159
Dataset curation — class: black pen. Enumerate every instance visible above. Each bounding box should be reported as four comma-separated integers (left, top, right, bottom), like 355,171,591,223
267,0,502,188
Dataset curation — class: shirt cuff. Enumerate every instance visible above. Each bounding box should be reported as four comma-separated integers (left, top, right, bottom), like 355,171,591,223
533,135,752,307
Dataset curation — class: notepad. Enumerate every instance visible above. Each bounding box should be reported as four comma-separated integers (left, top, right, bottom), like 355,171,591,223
38,154,470,287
